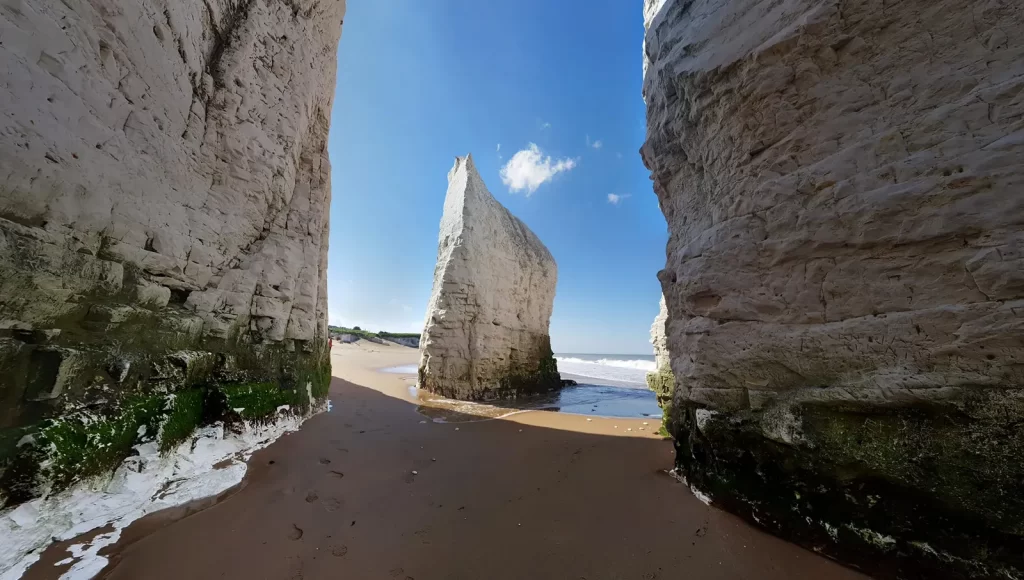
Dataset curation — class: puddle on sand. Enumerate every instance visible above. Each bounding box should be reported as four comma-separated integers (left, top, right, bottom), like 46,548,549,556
412,385,661,422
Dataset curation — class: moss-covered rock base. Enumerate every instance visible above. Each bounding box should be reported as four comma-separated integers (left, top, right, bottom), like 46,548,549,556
671,389,1024,579
645,366,675,436
419,347,563,402
0,341,331,508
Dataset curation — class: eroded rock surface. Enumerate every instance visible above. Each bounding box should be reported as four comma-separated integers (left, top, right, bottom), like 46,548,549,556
645,295,673,412
643,0,1024,577
0,0,343,505
419,156,560,401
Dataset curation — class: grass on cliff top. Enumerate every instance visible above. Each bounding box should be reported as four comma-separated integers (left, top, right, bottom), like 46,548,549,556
328,326,419,340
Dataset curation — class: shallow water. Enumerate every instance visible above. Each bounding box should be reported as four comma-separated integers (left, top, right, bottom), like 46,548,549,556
381,364,661,420
502,383,661,419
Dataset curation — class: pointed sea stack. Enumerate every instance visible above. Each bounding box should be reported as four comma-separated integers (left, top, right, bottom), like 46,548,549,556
419,155,561,401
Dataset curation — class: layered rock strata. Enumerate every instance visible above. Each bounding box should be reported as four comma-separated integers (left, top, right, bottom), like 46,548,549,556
642,0,1024,577
0,0,344,506
419,155,561,401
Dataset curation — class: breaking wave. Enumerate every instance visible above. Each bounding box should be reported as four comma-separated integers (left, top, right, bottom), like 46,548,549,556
555,357,657,372
554,356,655,387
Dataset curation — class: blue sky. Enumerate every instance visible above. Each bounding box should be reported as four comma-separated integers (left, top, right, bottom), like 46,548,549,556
327,1,667,355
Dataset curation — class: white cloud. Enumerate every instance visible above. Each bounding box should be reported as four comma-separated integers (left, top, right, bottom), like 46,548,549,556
585,134,603,149
496,143,501,152
540,121,551,130
607,193,631,205
500,143,577,195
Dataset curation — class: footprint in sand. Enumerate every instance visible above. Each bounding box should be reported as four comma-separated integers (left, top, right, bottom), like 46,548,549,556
322,497,343,512
330,544,349,557
319,457,331,465
305,491,319,503
329,470,345,478
288,524,304,541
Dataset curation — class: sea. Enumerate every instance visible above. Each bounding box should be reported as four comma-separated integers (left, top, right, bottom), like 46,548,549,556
383,353,661,419
547,353,661,418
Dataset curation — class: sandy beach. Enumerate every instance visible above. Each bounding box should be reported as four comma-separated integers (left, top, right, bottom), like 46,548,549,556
33,341,867,580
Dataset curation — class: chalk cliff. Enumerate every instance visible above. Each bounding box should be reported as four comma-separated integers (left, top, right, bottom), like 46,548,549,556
419,156,561,401
643,0,1024,577
645,295,673,412
0,0,344,506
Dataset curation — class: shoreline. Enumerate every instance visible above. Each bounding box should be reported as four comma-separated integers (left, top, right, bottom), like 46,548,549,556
23,341,865,580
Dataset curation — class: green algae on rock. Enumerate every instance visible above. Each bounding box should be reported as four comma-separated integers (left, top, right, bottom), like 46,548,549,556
158,389,207,453
670,392,1024,579
0,348,331,507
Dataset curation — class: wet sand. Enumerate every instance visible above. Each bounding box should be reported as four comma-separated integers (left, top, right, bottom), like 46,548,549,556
79,342,866,579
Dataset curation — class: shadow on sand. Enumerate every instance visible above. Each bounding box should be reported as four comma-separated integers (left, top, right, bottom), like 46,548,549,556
30,377,865,580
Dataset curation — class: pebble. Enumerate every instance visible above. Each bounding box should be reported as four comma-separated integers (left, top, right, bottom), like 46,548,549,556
585,418,592,422
412,470,418,475
642,422,649,426
455,427,460,431
627,428,633,432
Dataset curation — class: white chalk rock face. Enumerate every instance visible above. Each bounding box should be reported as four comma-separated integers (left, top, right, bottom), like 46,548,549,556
419,156,561,401
645,295,674,408
649,295,670,371
643,0,1024,576
0,0,343,345
0,0,343,507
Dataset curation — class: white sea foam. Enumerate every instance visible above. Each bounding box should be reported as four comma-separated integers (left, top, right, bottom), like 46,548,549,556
554,356,655,386
0,396,324,580
556,357,657,372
